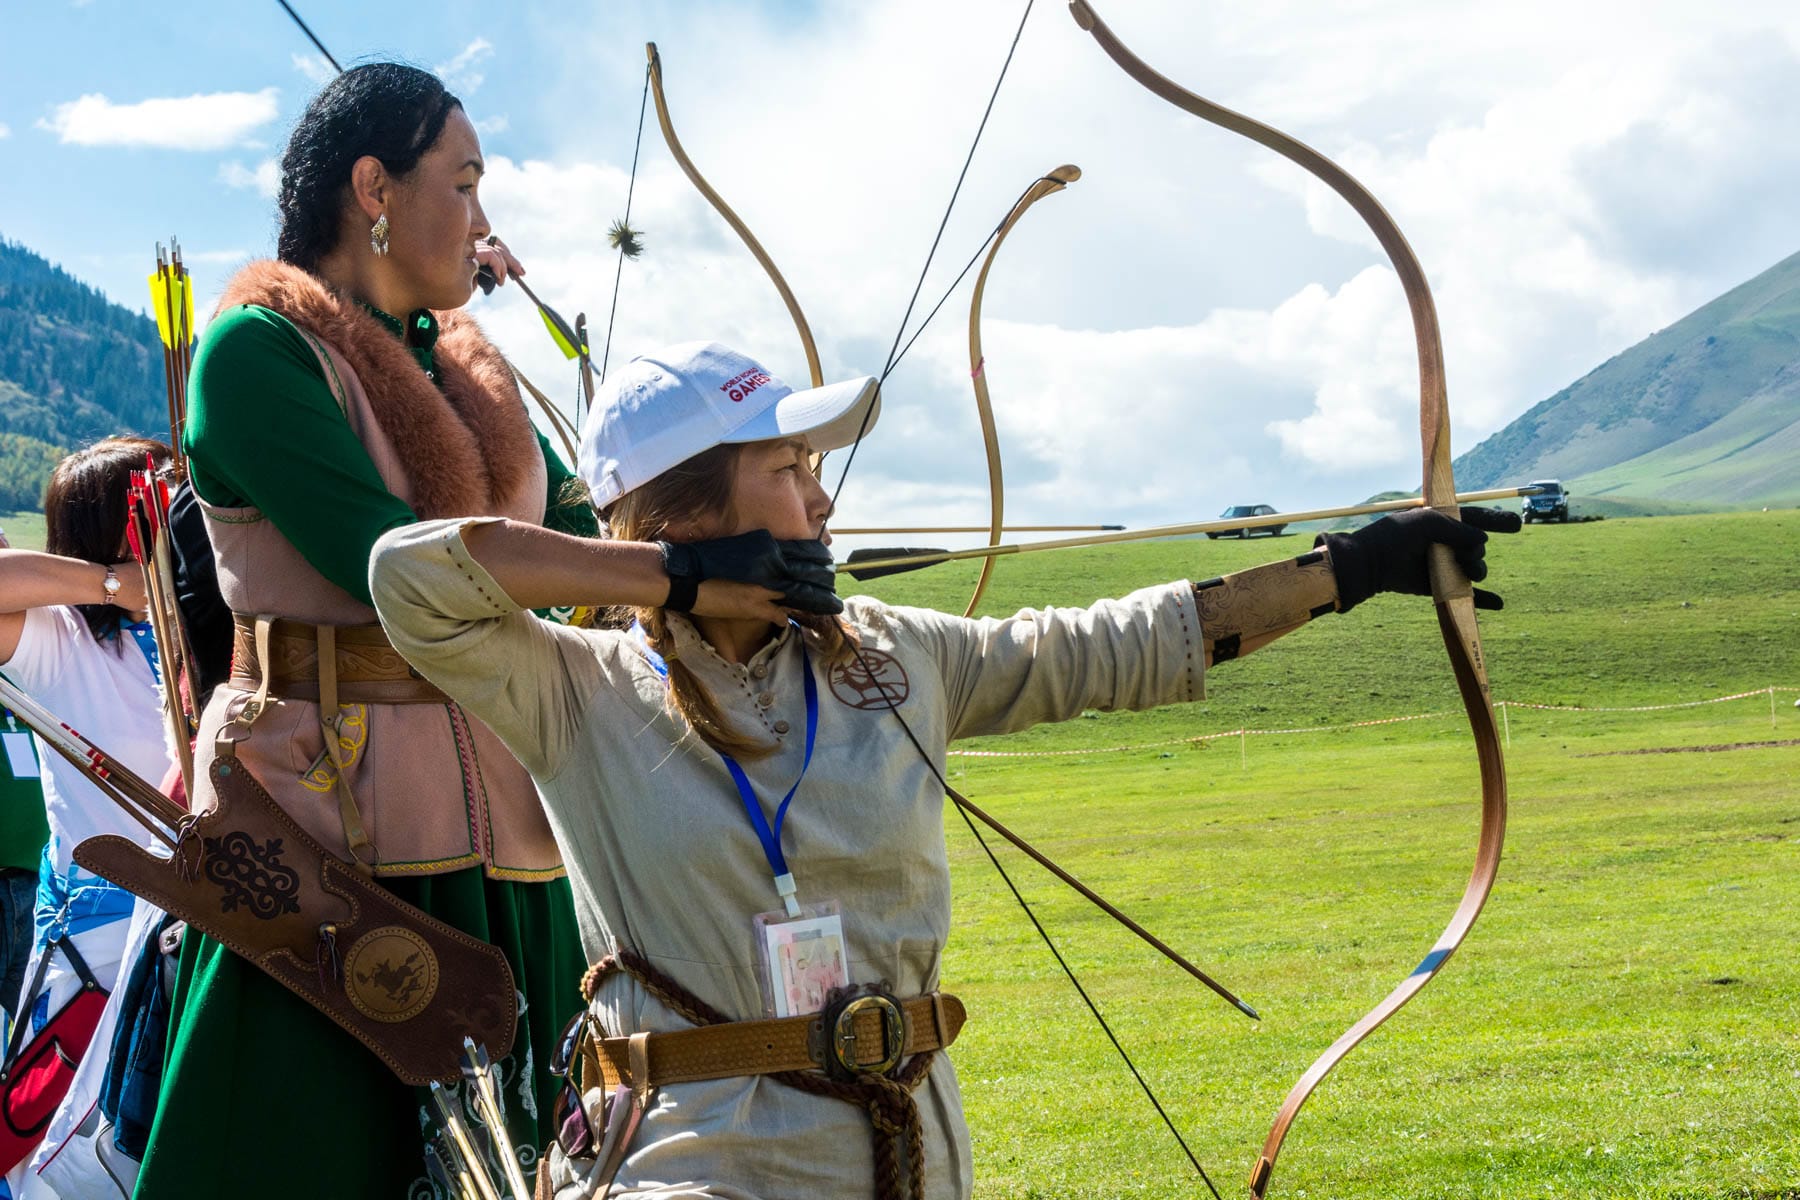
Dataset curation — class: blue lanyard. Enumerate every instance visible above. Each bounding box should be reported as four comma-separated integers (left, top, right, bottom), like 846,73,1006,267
125,621,160,685
631,623,819,915
721,655,818,916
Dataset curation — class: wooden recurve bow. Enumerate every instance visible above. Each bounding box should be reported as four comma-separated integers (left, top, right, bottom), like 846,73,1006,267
645,42,825,390
1066,4,1508,1195
963,165,1081,617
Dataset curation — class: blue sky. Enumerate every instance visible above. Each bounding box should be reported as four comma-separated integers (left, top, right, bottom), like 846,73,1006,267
4,1,666,297
6,1,1799,536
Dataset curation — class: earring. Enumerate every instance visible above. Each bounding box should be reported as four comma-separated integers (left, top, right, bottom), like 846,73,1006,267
369,213,391,257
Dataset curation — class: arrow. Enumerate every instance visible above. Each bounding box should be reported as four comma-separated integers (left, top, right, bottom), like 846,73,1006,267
832,524,1125,535
840,486,1542,580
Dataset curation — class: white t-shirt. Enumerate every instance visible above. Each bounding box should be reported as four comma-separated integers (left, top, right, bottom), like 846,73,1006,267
1,605,175,877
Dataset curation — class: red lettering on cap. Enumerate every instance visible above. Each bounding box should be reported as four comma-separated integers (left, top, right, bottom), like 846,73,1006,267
719,368,772,402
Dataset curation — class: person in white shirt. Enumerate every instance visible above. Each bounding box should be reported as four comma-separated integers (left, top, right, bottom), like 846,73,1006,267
0,437,176,1197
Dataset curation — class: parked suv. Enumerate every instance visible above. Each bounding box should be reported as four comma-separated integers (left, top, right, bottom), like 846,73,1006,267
1208,504,1286,538
1522,480,1569,523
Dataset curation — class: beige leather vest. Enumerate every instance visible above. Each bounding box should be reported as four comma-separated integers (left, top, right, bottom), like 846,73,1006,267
194,291,561,880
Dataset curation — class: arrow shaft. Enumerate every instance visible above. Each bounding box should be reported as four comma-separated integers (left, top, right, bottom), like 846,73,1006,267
839,486,1536,574
833,524,1122,535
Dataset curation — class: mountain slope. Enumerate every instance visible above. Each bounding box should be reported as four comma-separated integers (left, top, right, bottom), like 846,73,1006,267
1454,250,1800,508
0,238,165,453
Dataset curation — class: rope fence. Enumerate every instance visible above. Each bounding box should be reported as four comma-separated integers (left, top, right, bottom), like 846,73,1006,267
947,685,1800,765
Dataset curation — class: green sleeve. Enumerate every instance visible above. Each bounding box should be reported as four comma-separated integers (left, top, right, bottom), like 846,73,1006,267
184,305,417,605
535,427,598,539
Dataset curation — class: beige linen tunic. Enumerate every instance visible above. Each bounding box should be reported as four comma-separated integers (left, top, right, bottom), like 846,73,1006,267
371,518,1207,1199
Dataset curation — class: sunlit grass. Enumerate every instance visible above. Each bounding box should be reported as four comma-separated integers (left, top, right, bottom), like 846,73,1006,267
857,511,1800,1197
0,509,47,550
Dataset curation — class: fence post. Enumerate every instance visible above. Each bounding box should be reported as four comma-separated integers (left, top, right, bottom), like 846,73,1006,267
1240,728,1247,770
1499,700,1511,748
1772,685,1778,730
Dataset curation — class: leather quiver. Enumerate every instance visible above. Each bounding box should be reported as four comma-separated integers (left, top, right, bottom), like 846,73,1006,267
73,757,516,1085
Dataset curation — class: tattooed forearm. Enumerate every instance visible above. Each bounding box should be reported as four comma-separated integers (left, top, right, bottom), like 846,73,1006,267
1191,549,1340,665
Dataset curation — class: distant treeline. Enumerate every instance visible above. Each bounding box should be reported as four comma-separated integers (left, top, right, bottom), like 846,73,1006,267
0,238,164,508
0,432,65,512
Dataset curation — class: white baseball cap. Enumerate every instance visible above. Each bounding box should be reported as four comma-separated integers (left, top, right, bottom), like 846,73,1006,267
578,341,880,508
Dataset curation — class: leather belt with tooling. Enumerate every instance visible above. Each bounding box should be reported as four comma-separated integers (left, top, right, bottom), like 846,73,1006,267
229,614,449,704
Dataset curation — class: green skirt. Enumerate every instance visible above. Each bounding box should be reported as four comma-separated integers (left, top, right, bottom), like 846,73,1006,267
133,869,583,1199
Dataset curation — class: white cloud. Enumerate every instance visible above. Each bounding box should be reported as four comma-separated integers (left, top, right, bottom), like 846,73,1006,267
474,115,510,136
218,158,280,199
0,122,10,139
291,53,337,86
291,0,1800,530
437,39,494,93
38,88,279,150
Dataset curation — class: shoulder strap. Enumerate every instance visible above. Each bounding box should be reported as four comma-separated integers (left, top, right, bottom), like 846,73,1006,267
0,934,105,1071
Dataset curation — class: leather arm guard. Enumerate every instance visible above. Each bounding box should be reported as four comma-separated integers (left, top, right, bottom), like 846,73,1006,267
1191,549,1340,664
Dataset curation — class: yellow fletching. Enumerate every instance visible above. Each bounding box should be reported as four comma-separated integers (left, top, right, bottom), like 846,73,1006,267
179,272,196,344
147,269,177,349
538,308,579,360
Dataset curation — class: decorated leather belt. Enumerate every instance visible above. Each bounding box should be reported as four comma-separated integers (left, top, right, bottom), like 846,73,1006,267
229,614,447,705
581,991,965,1090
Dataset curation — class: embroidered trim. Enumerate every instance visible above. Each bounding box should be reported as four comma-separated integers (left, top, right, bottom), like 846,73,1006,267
447,541,506,615
443,702,488,863
298,328,353,419
1173,585,1202,703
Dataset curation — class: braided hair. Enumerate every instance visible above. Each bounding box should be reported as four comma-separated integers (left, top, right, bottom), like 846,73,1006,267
276,63,462,270
602,444,859,761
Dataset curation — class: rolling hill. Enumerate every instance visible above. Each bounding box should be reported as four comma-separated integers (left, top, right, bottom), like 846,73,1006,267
0,238,165,508
1454,249,1800,511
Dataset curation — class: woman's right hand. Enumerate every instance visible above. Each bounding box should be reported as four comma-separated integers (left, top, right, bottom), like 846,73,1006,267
659,533,842,616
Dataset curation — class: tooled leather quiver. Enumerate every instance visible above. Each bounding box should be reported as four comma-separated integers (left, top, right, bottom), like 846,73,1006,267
73,754,517,1085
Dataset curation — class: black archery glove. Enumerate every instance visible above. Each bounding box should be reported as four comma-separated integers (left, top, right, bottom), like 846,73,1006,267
1317,506,1521,613
657,531,843,616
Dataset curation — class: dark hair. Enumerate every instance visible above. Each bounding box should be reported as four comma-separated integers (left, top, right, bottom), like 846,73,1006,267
43,437,173,647
277,63,463,270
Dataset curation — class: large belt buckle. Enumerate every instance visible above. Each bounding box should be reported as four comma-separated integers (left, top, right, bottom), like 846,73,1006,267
824,991,907,1080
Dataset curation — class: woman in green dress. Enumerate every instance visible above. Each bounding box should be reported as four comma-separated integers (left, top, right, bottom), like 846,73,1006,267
133,64,591,1198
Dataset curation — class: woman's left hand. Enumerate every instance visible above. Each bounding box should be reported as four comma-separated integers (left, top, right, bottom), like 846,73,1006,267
474,236,526,287
1320,506,1522,612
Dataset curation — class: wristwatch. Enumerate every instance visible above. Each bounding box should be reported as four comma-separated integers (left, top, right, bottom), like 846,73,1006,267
102,566,122,605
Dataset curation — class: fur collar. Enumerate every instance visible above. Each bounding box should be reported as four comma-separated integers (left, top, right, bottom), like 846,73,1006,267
216,260,537,519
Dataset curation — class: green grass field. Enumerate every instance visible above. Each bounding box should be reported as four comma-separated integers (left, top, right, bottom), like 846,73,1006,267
9,492,1793,1194
857,511,1800,1198
0,509,47,550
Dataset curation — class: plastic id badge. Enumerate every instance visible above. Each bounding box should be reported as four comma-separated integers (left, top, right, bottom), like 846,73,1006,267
753,901,848,1018
2,731,39,779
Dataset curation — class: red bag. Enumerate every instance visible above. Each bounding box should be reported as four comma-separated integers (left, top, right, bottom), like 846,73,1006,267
0,936,109,1172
